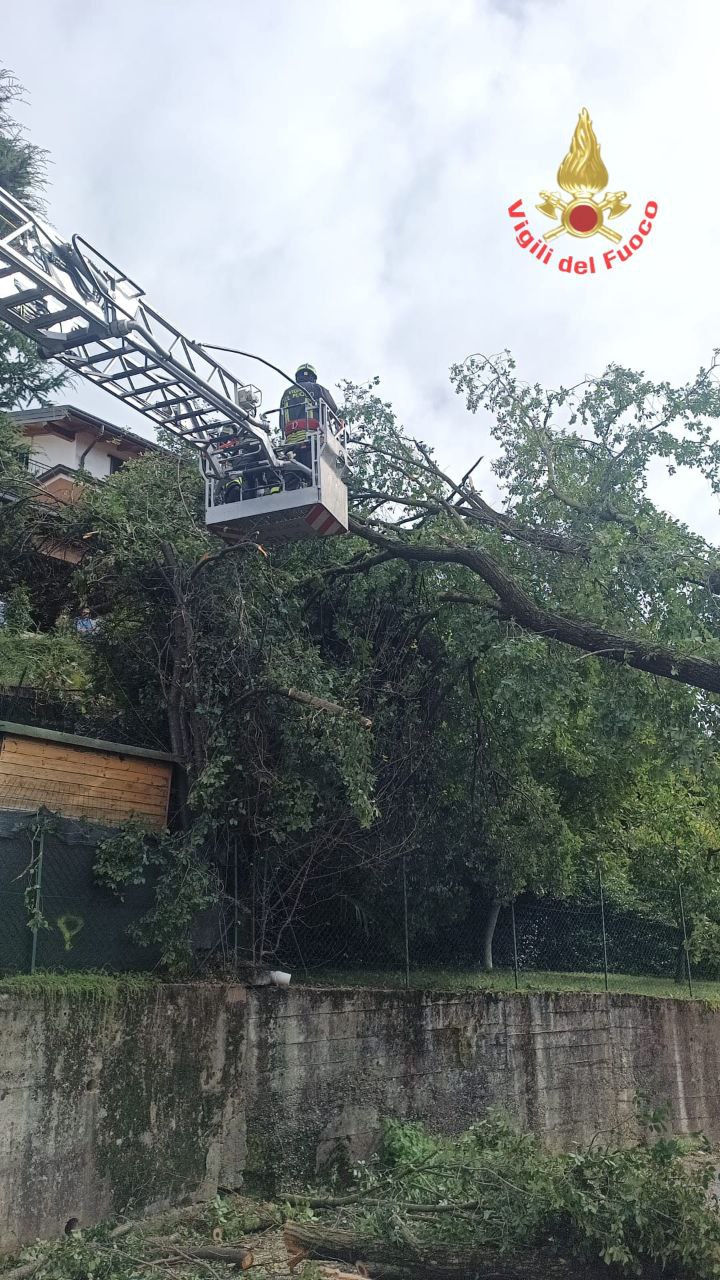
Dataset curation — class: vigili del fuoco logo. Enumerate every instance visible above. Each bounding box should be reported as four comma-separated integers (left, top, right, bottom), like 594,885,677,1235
508,108,658,275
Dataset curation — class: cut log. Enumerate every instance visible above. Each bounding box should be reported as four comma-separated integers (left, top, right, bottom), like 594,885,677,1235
317,1268,374,1280
352,1267,414,1280
284,1221,663,1280
144,1240,254,1268
108,1202,206,1239
1,1264,42,1280
285,1191,367,1209
284,1194,480,1214
108,1194,279,1240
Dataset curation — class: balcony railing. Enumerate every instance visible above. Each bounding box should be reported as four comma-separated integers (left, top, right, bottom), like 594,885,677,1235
26,458,49,476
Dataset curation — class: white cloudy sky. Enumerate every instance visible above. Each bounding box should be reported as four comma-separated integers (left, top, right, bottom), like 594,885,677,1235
3,0,720,531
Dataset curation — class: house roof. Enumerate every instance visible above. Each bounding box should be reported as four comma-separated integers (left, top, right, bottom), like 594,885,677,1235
8,404,162,453
0,720,175,763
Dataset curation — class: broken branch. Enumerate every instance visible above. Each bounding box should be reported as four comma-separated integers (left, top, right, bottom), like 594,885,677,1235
270,685,372,730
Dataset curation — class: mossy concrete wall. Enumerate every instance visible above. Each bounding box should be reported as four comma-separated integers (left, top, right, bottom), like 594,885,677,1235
2,984,720,1251
0,984,247,1253
242,987,720,1190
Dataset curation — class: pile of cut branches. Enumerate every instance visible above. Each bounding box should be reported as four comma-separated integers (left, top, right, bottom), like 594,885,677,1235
285,1113,720,1279
0,1194,280,1280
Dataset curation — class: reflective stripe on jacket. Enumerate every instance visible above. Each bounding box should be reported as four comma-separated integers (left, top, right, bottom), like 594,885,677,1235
280,381,338,441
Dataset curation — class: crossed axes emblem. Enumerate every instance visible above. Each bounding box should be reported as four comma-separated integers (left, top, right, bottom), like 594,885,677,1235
536,190,631,243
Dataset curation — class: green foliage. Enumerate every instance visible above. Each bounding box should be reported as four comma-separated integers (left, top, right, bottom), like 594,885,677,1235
0,69,67,584
53,377,720,972
95,822,217,971
0,64,67,576
6,325,720,977
0,1199,265,1280
4,584,33,633
61,451,381,966
2,1231,137,1280
447,351,720,675
0,628,89,687
332,1115,720,1276
0,410,30,476
205,1191,281,1237
0,325,66,409
0,58,719,986
18,807,59,941
334,363,720,964
0,68,48,207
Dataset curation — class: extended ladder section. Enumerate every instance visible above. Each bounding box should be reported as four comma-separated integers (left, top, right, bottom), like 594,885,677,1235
0,185,275,468
0,185,349,542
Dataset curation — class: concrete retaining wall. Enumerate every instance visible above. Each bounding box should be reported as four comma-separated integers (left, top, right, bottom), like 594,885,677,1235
2,983,720,1251
0,984,246,1252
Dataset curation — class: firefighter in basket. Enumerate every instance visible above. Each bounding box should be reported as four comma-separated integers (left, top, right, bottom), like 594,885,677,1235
279,363,339,478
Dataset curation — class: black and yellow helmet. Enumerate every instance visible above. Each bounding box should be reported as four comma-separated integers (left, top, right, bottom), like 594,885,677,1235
295,363,317,383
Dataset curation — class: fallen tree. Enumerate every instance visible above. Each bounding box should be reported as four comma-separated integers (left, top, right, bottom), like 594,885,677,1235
283,1115,720,1280
342,354,720,697
285,1220,642,1279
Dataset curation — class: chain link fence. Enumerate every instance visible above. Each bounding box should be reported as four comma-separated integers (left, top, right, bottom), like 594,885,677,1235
270,860,705,1000
0,801,709,999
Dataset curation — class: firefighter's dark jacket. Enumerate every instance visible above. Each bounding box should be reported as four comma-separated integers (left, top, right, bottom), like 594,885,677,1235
280,380,338,426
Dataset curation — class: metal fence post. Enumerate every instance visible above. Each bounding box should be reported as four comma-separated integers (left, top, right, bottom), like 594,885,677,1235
678,883,694,998
29,822,45,976
233,836,239,968
598,863,609,993
511,899,520,991
402,855,410,989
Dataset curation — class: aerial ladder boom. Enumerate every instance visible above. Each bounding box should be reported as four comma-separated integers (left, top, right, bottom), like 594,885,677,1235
0,184,348,542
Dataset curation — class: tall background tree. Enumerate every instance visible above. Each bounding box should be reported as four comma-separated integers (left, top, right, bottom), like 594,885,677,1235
0,69,68,613
0,68,48,207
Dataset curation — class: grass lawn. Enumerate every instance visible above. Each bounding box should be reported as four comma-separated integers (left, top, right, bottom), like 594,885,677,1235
2,968,716,1004
294,966,720,1003
0,971,156,998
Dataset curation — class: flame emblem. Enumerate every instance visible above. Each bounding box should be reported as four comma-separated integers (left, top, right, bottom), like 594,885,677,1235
537,108,630,242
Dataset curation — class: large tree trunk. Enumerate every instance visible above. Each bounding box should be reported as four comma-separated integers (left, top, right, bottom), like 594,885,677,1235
480,896,501,971
159,542,207,830
350,519,720,696
284,1221,648,1279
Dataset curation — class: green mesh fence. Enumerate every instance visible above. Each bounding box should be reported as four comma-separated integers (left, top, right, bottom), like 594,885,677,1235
0,785,159,974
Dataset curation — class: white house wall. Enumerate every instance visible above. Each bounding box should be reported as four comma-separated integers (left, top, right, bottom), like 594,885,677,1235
28,429,126,480
28,431,76,473
73,431,116,479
